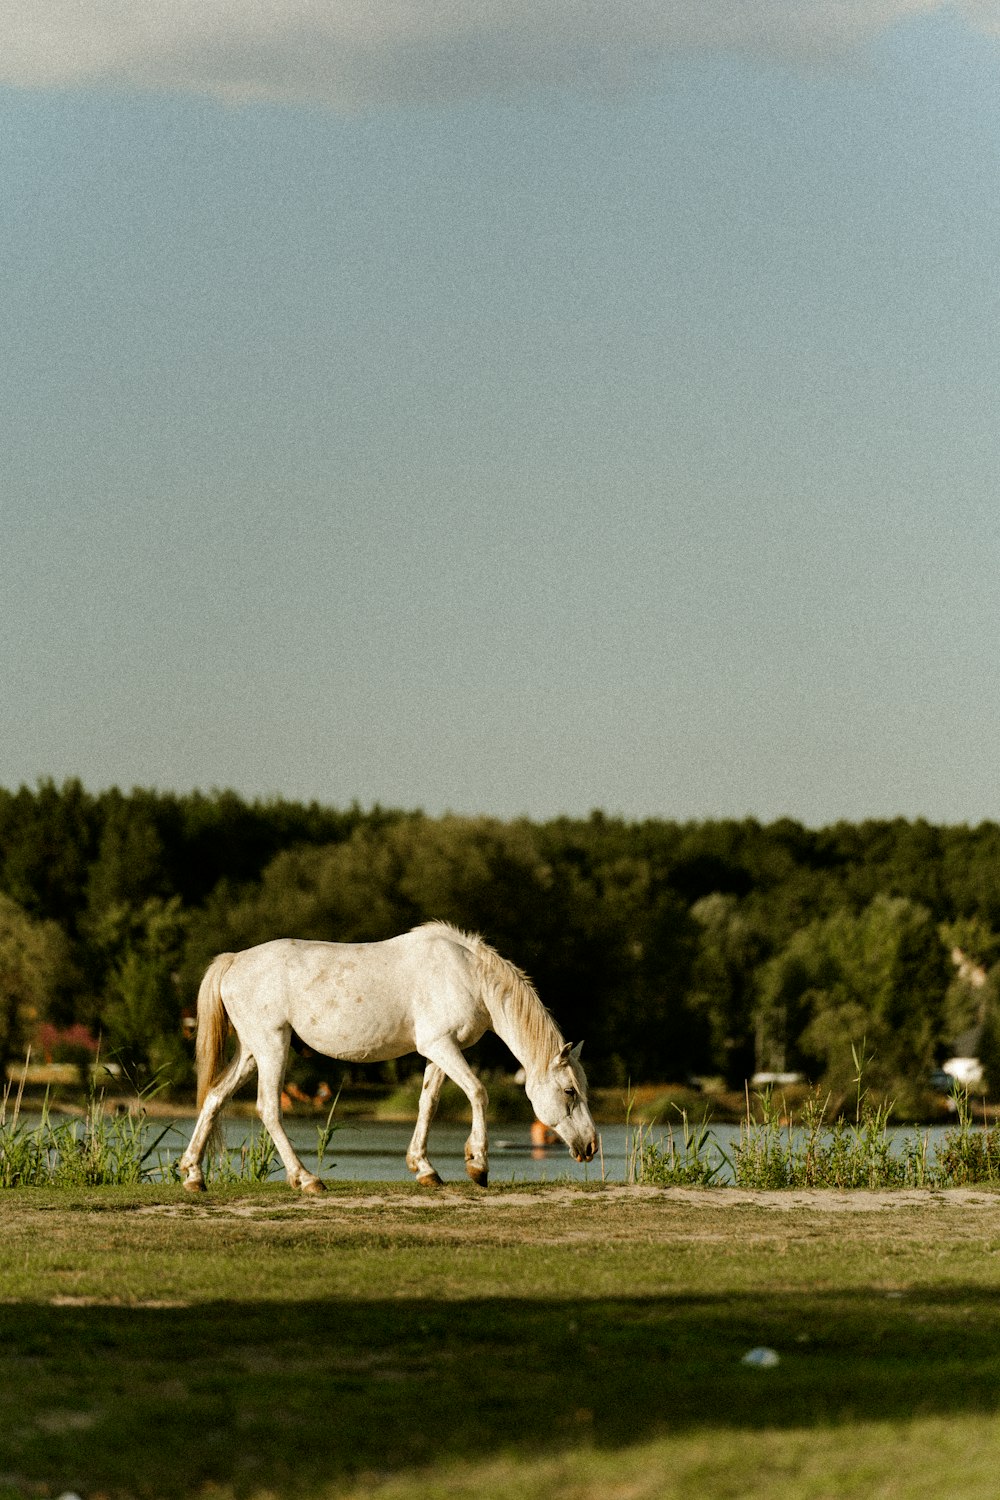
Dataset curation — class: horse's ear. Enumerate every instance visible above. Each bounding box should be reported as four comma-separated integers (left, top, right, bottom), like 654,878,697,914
571,1041,584,1062
555,1041,573,1066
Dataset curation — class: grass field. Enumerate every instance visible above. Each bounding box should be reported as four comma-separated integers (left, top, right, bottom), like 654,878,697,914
2,1182,1000,1499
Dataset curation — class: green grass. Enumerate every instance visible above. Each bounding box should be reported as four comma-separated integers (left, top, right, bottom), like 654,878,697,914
2,1183,1000,1498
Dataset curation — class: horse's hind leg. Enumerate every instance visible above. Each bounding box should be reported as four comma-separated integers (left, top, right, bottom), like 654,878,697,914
421,1037,489,1187
406,1062,446,1186
179,1045,257,1193
255,1038,325,1194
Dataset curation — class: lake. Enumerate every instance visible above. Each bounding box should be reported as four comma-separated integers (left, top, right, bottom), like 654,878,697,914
183,1116,630,1184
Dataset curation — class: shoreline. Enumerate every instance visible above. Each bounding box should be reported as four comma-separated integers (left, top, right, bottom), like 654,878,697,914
9,1090,997,1130
7,1070,995,1126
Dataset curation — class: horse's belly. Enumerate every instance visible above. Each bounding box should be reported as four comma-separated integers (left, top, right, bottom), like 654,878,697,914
288,977,416,1063
303,1030,413,1065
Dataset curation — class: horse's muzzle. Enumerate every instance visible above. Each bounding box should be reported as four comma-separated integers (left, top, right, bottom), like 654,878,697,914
574,1137,598,1164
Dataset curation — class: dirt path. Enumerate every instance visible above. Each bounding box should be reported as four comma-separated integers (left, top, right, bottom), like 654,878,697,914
127,1182,1000,1218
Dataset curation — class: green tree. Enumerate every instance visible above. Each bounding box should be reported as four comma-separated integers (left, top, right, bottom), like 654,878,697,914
0,779,95,928
758,896,949,1103
689,892,768,1086
565,849,698,1084
938,917,999,1047
93,898,190,1082
0,893,69,1075
973,966,1000,1100
84,790,167,918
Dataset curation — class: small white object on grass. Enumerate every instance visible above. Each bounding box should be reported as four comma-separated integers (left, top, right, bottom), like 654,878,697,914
741,1346,780,1368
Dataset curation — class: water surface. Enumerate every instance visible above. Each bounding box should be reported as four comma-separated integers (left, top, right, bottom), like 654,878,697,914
14,1113,968,1186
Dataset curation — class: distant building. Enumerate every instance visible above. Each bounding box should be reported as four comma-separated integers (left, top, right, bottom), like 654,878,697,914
942,1026,984,1089
944,948,989,1088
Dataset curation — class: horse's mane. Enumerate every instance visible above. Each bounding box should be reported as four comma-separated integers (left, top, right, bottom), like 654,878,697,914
418,920,563,1074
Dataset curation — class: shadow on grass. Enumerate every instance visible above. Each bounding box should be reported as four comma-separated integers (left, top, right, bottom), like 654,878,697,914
2,1287,999,1496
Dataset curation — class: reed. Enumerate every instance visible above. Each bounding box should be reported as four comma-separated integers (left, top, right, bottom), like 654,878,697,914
936,1089,1000,1186
730,1084,920,1189
0,1055,346,1189
625,1087,727,1186
634,1046,1000,1190
0,1065,179,1188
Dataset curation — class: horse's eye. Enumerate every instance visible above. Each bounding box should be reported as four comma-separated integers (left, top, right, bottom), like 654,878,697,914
564,1087,576,1100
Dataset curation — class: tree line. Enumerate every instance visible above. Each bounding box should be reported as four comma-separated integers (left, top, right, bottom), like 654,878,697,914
3,779,1000,1103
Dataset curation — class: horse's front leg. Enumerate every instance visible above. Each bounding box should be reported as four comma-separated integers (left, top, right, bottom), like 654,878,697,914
422,1037,489,1187
406,1061,446,1186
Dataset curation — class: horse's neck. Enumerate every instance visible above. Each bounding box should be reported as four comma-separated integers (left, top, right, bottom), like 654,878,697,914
482,986,555,1082
486,1006,531,1072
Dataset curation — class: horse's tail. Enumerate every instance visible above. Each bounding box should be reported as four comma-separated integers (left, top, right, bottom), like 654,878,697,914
195,953,236,1154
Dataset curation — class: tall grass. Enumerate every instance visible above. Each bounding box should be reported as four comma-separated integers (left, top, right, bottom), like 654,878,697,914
0,1065,179,1187
729,1084,932,1189
0,1062,345,1189
632,1046,1000,1190
626,1104,727,1186
633,1089,1000,1190
935,1089,1000,1186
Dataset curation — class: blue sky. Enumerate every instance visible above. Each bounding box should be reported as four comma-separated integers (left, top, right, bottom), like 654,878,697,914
3,3,1000,825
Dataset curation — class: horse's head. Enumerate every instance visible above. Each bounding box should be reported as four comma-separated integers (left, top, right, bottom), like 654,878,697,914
526,1041,599,1164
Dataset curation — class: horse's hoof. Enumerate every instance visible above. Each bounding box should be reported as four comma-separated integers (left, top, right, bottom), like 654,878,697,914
417,1171,444,1187
300,1177,326,1195
182,1177,206,1194
465,1164,488,1188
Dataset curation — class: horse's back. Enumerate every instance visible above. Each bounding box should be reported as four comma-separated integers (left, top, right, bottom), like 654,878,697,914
219,927,487,1062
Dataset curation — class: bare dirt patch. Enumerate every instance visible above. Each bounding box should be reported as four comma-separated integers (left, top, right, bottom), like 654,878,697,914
129,1182,1000,1219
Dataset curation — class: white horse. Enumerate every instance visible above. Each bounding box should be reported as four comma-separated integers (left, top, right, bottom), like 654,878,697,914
179,921,598,1193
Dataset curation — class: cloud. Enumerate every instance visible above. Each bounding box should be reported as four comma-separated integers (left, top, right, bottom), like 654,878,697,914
0,1,994,110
